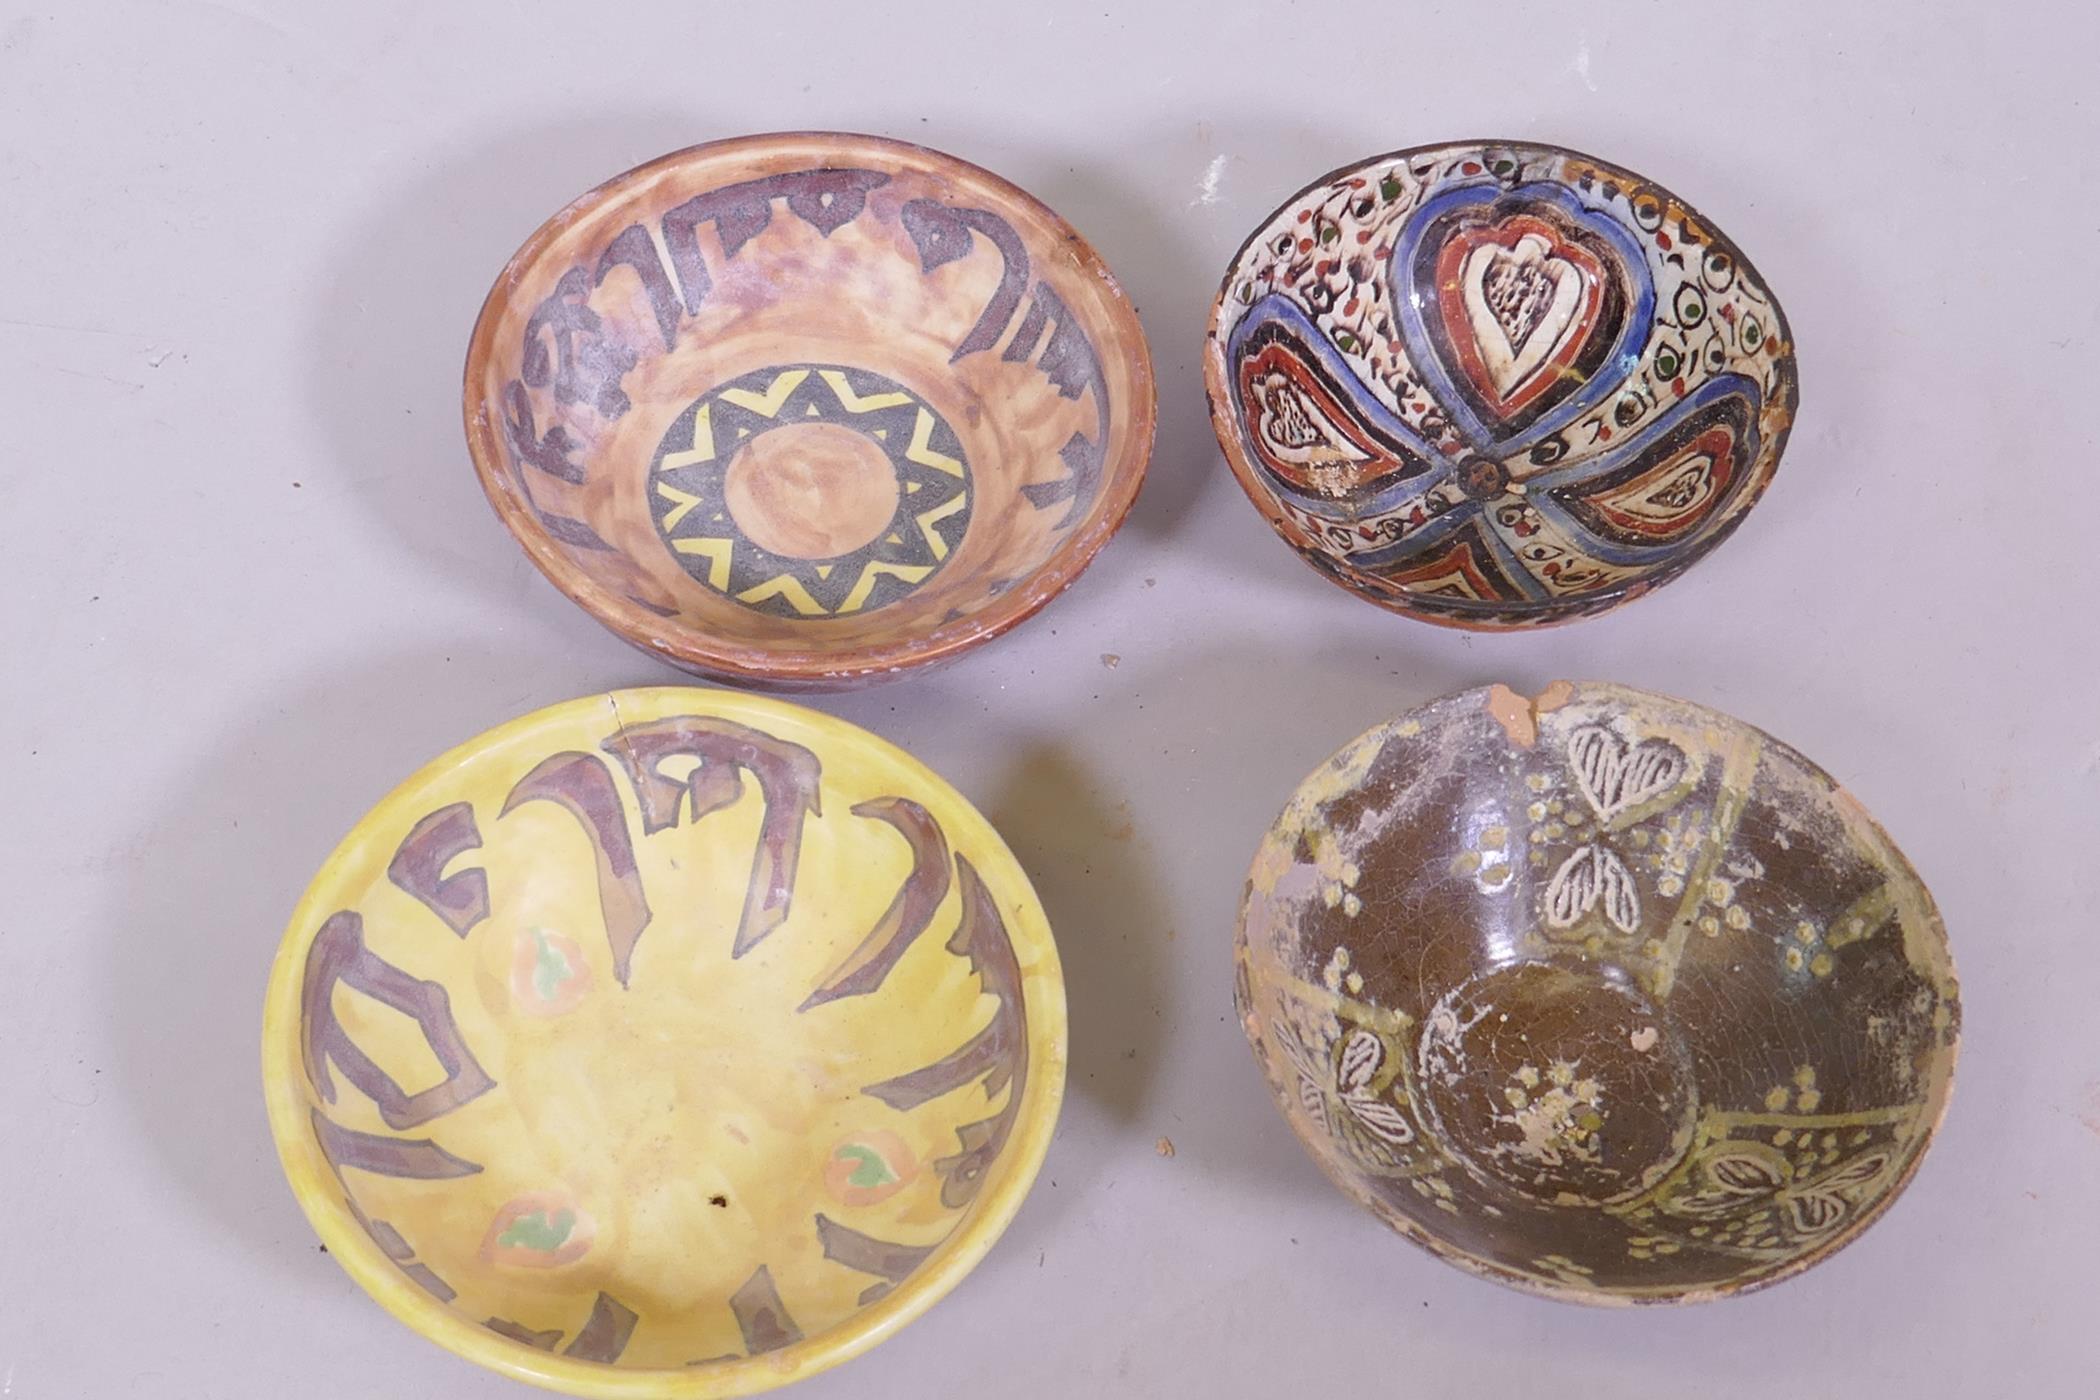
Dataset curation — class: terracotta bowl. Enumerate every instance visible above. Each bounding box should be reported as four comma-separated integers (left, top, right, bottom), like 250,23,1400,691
1204,141,1798,629
465,133,1155,688
263,689,1066,1396
1234,681,1958,1304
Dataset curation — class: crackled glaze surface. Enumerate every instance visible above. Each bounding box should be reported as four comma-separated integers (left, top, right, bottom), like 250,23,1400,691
465,133,1155,688
262,690,1066,1397
1235,682,1957,1303
1205,142,1797,629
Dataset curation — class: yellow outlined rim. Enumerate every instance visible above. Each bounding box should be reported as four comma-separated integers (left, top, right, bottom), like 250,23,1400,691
260,687,1069,1396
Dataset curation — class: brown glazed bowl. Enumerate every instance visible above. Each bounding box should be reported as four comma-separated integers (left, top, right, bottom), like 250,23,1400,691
1234,681,1959,1304
1204,141,1798,629
465,133,1155,689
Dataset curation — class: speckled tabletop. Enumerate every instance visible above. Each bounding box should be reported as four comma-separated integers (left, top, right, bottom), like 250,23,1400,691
3,1,2093,1395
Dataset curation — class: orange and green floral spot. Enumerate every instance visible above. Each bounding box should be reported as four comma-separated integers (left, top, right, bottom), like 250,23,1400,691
835,1144,897,1190
532,931,574,1001
510,927,592,1015
824,1131,915,1207
481,1193,595,1267
497,1207,576,1252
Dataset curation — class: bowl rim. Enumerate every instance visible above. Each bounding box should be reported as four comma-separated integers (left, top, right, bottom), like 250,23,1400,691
1199,137,1799,632
462,130,1158,685
261,686,1070,1395
1235,678,1960,1306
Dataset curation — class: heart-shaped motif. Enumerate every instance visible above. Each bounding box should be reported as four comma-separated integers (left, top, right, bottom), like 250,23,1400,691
1253,369,1372,467
1393,182,1654,451
1464,233,1586,395
1544,843,1641,934
1336,1027,1385,1094
1545,378,1762,552
1567,724,1688,821
1229,308,1438,508
1435,214,1609,422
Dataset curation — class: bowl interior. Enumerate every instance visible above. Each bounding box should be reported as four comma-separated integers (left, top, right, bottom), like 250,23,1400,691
1204,141,1798,629
265,690,1064,1393
466,133,1153,683
1235,682,1958,1302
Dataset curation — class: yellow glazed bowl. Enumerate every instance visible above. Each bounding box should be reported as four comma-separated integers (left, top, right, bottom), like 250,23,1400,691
261,688,1066,1396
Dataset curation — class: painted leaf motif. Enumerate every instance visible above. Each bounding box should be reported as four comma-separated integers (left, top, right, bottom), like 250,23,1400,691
1272,1021,1324,1082
1568,725,1689,820
1545,845,1603,927
1786,1190,1848,1236
1812,1151,1891,1195
1706,1148,1788,1195
1345,1093,1416,1146
1668,1189,1755,1218
1545,844,1641,932
1595,846,1641,934
1336,1027,1385,1094
1297,1074,1330,1131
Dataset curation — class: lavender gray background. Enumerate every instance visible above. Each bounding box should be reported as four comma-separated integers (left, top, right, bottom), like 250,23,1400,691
2,1,2092,1394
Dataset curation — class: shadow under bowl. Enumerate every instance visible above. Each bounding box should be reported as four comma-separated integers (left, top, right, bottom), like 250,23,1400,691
262,688,1066,1395
1234,680,1958,1303
1203,139,1799,630
466,132,1156,689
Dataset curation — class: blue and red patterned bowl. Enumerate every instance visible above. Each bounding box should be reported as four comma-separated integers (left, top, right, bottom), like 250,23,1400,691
1205,140,1798,629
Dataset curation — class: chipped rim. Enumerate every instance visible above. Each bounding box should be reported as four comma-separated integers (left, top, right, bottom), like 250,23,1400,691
1234,679,1958,1306
1200,139,1799,632
261,687,1070,1395
463,131,1158,688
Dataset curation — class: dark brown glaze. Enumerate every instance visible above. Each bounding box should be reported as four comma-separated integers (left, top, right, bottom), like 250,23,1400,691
1235,681,1958,1303
464,133,1156,688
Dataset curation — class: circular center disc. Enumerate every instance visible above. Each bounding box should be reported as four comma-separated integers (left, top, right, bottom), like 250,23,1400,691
1416,961,1697,1205
722,423,901,560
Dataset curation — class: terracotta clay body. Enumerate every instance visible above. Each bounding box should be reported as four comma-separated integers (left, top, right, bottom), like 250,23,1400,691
465,133,1156,687
1235,682,1958,1303
262,690,1067,1396
1205,142,1797,628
